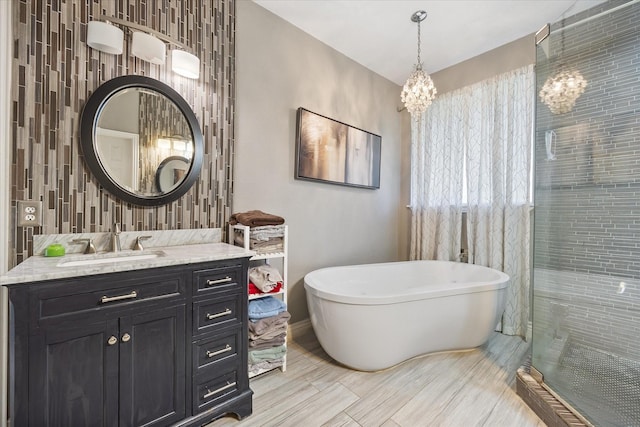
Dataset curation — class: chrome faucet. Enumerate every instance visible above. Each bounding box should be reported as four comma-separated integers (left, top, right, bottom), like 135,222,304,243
111,223,122,253
133,235,152,251
72,238,97,254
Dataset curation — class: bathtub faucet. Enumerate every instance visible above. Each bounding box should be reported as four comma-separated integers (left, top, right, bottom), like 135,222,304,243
457,249,468,263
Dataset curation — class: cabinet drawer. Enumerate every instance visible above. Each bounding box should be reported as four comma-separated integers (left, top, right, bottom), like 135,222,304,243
35,273,184,322
193,328,241,375
193,294,241,335
193,264,243,295
194,370,239,414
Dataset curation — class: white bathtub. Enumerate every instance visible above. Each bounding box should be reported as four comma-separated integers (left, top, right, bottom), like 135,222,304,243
304,260,509,371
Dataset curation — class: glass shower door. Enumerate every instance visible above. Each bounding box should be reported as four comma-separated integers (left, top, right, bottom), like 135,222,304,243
532,1,640,426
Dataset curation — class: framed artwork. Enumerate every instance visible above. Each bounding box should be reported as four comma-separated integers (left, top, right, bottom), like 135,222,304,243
295,107,381,189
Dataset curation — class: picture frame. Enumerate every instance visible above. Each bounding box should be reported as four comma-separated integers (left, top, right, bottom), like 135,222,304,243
295,107,381,189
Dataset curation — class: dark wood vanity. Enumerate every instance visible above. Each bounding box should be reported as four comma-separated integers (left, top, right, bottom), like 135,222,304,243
6,255,252,426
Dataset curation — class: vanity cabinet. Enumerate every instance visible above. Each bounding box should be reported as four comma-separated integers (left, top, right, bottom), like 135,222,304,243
28,303,186,427
7,256,252,427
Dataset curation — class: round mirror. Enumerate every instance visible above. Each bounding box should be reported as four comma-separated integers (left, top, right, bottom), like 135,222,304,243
80,76,203,206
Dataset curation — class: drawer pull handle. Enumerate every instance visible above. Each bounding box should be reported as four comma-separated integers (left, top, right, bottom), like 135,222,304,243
204,381,236,399
206,344,232,358
107,336,118,346
206,308,231,320
100,290,138,304
206,277,233,286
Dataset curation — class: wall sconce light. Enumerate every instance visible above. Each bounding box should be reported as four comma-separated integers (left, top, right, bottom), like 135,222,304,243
87,21,124,54
86,16,200,80
157,138,172,150
171,50,200,79
172,140,187,151
131,31,166,65
157,137,193,157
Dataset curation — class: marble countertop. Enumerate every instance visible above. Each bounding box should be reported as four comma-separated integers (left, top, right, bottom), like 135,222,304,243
0,242,255,286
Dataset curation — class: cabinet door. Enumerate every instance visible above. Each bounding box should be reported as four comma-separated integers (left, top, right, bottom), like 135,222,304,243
28,319,119,427
119,304,187,427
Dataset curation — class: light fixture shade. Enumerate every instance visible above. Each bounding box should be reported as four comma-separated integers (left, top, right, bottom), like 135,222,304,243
171,50,200,79
87,21,124,55
401,65,437,116
131,31,166,65
539,69,587,114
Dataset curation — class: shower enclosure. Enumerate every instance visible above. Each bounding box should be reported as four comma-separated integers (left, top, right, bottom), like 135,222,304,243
532,1,640,425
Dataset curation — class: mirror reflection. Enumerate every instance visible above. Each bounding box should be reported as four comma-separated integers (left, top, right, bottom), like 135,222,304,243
95,87,194,196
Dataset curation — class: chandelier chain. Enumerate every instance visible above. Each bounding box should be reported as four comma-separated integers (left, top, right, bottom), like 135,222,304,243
416,20,421,65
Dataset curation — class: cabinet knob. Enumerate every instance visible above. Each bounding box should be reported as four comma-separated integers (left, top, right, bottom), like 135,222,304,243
107,336,118,346
121,333,131,342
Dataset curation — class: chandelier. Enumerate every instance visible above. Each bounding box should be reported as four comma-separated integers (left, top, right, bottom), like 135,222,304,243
539,21,586,115
401,10,437,117
539,69,587,114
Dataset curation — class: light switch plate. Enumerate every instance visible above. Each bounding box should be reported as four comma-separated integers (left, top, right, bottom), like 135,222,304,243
17,200,43,227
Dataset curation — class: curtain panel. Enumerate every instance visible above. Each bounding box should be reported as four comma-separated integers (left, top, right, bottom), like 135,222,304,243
410,64,535,338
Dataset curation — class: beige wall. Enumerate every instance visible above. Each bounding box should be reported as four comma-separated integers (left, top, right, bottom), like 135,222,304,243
235,2,535,323
431,34,535,95
235,1,407,322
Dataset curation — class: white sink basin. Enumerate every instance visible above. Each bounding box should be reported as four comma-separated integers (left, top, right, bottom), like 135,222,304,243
57,251,166,268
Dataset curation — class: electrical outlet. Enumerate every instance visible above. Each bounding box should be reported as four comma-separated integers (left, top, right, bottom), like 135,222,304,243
17,200,43,227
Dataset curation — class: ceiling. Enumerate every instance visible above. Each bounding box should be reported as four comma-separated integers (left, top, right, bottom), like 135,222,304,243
253,0,606,86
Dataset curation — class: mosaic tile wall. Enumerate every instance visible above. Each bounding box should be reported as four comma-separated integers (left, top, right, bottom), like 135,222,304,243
10,0,236,266
533,0,640,362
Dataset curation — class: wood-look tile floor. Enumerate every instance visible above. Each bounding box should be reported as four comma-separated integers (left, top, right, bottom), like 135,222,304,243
208,324,545,427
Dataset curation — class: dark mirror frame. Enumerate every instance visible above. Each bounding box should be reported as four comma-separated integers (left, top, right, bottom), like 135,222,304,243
80,75,204,206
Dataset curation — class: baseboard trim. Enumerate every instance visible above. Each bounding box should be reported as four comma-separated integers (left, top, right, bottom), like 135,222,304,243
287,318,312,343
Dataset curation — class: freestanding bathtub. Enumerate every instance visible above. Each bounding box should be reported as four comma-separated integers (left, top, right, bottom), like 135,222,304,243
304,260,509,371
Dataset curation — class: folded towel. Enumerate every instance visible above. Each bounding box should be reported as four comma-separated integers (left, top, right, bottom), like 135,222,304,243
250,225,285,240
229,210,285,227
248,345,287,363
248,296,287,320
249,281,282,295
249,311,291,335
249,358,283,376
249,333,286,350
249,265,284,293
249,323,288,340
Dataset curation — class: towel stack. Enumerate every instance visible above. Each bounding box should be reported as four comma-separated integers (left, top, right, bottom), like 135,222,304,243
229,210,284,227
230,210,285,254
248,264,283,296
247,296,289,376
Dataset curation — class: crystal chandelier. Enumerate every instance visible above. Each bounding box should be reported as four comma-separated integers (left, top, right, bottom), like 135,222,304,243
539,69,587,114
401,11,437,117
539,21,587,115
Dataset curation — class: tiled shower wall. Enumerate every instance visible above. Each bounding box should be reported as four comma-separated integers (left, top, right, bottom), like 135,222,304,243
533,0,640,361
10,0,235,266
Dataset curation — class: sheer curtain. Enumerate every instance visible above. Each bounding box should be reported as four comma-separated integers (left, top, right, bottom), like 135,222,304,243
409,96,465,261
466,65,534,337
410,65,534,337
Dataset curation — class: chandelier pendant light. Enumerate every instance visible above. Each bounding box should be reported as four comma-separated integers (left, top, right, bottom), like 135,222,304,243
539,69,587,114
539,20,587,114
401,10,437,117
